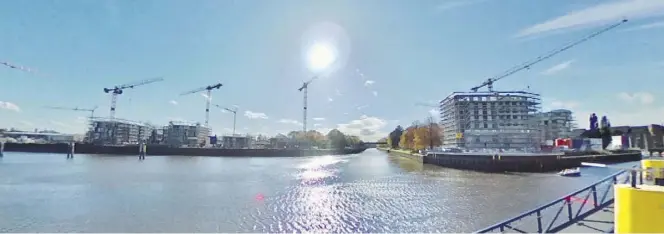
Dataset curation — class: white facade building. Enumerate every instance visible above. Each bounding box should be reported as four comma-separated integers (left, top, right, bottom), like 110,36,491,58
439,91,541,151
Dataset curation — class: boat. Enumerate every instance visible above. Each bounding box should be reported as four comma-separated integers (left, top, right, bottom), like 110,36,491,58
559,167,581,177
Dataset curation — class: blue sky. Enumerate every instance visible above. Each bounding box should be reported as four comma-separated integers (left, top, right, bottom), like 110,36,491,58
1,0,664,140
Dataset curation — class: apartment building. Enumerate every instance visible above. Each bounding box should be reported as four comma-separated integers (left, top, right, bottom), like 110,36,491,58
535,109,575,143
88,118,152,145
439,91,541,151
163,121,210,147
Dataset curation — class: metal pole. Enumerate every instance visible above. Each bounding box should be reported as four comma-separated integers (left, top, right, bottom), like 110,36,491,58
110,92,118,119
303,86,307,133
205,89,211,127
232,111,236,135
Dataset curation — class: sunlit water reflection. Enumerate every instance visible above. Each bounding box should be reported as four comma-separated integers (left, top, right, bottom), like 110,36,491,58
0,150,632,232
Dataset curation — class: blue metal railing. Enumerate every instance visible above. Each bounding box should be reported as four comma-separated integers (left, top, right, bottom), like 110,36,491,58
476,169,639,233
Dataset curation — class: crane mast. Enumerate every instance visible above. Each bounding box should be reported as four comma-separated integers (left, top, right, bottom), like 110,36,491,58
103,77,164,119
213,104,238,135
470,19,628,92
180,83,223,127
298,77,317,133
44,106,99,142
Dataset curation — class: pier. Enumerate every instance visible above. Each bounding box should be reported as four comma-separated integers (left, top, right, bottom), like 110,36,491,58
476,169,636,233
423,151,642,172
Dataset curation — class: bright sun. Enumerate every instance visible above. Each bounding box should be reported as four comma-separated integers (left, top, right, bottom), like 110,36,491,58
306,42,336,72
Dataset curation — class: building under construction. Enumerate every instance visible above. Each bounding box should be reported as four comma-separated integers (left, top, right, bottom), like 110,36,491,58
87,118,153,145
534,109,575,143
439,91,541,151
163,121,210,147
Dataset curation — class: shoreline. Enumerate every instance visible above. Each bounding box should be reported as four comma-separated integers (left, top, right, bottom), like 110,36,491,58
378,147,423,163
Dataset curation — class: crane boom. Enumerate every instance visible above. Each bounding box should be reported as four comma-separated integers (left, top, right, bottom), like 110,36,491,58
180,83,223,96
471,19,628,92
103,77,164,119
45,106,98,117
181,83,223,127
212,104,238,136
117,77,164,90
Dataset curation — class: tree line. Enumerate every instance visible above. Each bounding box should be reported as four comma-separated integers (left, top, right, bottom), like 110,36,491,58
381,117,443,152
286,129,362,149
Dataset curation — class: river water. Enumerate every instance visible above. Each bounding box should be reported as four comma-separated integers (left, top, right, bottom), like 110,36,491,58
0,149,628,232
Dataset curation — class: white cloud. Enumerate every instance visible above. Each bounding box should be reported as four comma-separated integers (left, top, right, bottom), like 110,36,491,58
542,99,581,111
313,123,322,127
335,89,342,96
372,91,378,97
516,0,664,38
313,117,325,121
244,111,268,119
337,115,389,141
541,60,575,75
623,20,664,31
435,0,485,12
356,105,369,110
278,118,302,126
429,108,439,117
364,80,375,86
328,97,334,102
617,92,655,104
169,100,178,105
0,101,20,112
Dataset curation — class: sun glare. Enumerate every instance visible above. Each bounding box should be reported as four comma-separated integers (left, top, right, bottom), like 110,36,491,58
306,42,336,72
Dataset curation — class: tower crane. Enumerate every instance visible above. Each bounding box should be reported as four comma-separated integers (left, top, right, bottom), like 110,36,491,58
212,104,237,135
44,106,98,119
2,60,36,73
180,83,223,127
470,19,628,93
104,77,164,119
298,76,318,133
44,106,99,142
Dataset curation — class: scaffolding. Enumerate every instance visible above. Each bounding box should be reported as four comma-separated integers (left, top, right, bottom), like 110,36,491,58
439,91,541,151
535,109,576,143
163,121,210,147
87,117,153,145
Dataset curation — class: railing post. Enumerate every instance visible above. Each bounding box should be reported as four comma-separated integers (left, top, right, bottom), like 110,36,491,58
537,210,543,233
591,186,598,207
631,170,637,188
567,199,573,221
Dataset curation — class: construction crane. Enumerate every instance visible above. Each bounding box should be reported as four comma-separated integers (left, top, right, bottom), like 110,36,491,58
298,76,318,133
470,19,628,93
104,77,164,119
213,104,237,135
180,83,223,127
45,106,98,119
44,106,99,142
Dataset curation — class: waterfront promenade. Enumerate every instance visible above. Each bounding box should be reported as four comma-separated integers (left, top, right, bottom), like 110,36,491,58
0,150,633,232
